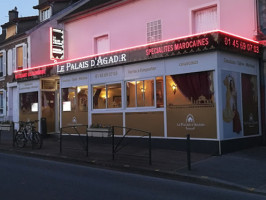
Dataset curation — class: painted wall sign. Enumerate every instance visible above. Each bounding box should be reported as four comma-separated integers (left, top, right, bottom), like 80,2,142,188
14,30,261,81
50,28,64,60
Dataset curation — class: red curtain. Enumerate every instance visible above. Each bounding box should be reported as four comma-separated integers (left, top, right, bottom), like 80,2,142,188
171,71,212,101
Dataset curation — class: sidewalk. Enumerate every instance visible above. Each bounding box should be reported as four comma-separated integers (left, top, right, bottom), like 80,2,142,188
0,131,265,196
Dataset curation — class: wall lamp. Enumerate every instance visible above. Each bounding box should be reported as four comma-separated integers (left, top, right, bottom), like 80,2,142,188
172,84,177,94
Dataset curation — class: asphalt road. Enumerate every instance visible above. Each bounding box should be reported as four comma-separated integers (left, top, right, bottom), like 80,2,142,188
0,153,265,200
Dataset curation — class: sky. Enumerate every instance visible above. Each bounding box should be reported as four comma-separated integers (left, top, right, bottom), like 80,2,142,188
0,0,38,33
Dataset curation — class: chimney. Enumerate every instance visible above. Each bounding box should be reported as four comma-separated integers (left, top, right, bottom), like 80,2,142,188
9,7,18,22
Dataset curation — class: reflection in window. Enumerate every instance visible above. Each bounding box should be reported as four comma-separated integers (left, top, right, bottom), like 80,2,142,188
62,88,76,112
78,86,88,112
93,83,121,109
126,78,156,108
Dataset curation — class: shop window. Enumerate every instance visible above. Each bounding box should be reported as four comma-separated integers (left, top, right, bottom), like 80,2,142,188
126,78,164,108
95,35,109,54
147,20,162,43
40,7,52,22
61,86,88,126
62,88,76,112
93,83,121,109
166,71,216,138
193,6,217,33
20,92,38,114
62,87,88,111
167,71,214,106
78,86,88,112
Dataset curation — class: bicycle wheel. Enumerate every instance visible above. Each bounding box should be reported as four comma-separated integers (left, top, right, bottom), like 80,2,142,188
15,131,26,148
31,131,42,149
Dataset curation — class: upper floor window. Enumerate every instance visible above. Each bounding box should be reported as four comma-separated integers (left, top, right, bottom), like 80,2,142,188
40,7,52,22
95,35,109,54
147,20,162,43
16,46,23,70
0,54,3,77
6,25,17,39
0,51,6,77
193,6,217,33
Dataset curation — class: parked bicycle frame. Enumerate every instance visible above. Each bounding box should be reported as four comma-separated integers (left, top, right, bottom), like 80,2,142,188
15,120,42,149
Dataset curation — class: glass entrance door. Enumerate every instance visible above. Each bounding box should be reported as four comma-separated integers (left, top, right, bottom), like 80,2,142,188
42,91,55,133
41,79,60,134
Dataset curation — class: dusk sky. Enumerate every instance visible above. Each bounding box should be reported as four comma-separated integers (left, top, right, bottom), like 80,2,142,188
0,0,38,33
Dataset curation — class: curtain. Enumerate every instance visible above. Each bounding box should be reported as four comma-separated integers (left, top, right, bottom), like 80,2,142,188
171,71,212,102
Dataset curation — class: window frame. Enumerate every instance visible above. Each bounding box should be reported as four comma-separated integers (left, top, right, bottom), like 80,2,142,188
0,50,6,78
125,77,157,109
190,3,219,34
40,6,52,22
147,20,162,43
92,82,122,110
15,43,27,70
94,34,110,54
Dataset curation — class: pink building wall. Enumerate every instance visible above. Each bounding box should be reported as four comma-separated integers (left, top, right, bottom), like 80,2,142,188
30,20,61,67
64,0,257,60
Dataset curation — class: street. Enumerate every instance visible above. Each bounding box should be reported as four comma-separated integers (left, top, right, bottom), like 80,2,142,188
0,152,265,200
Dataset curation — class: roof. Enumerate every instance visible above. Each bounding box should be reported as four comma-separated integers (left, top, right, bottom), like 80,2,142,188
58,0,131,22
33,0,71,9
1,16,38,28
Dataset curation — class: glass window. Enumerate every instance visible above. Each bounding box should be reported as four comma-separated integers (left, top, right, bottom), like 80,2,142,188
20,92,38,114
16,46,23,70
0,54,3,76
93,83,121,109
77,86,88,112
41,7,51,22
166,71,214,106
147,20,162,43
193,6,217,33
126,78,155,108
126,81,136,107
156,77,164,108
0,92,3,115
107,83,122,108
62,88,76,112
61,86,88,127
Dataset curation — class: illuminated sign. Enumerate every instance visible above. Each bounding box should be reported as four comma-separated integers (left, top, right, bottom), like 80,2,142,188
56,53,127,74
15,30,261,80
15,68,46,79
50,28,64,60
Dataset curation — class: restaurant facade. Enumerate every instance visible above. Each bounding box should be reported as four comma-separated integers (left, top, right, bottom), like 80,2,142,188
14,28,262,154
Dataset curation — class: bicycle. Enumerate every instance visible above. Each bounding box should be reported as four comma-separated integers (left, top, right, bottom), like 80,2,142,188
15,120,43,149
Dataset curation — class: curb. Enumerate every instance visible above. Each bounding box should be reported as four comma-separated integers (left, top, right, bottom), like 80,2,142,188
1,147,266,196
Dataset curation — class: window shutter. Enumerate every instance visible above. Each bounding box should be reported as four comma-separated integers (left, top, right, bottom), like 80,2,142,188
23,43,27,69
12,48,16,72
3,50,6,76
7,49,13,75
3,90,6,116
194,6,217,33
96,35,109,54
